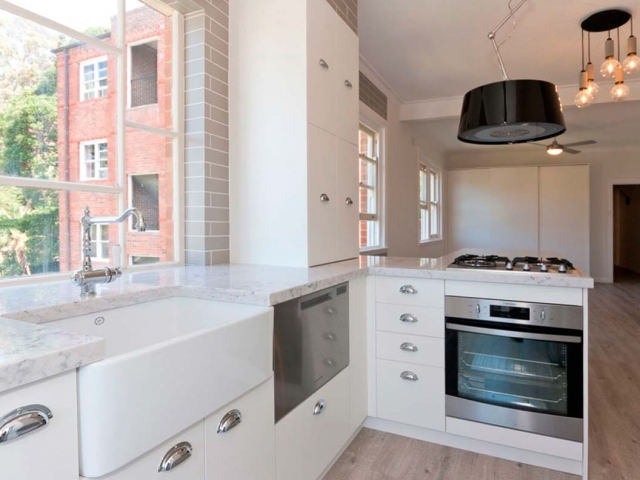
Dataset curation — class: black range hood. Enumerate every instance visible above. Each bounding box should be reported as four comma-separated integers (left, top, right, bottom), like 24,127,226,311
458,79,566,145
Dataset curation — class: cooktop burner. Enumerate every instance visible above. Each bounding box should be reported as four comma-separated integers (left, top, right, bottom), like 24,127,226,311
449,254,576,273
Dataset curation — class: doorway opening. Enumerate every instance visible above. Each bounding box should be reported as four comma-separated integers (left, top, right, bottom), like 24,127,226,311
613,185,640,282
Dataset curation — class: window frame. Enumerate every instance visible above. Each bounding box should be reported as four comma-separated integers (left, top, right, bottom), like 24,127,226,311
0,0,185,286
79,55,109,101
127,36,160,109
419,161,442,244
359,122,384,252
128,172,160,233
79,139,109,181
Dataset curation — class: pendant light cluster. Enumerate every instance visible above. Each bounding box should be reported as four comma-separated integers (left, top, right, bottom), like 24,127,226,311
576,10,636,108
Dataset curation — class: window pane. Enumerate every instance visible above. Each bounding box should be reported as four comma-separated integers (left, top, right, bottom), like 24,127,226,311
131,174,159,231
420,208,429,241
420,169,427,204
360,220,380,249
359,130,372,157
130,42,158,107
430,171,438,203
430,204,439,236
359,187,376,215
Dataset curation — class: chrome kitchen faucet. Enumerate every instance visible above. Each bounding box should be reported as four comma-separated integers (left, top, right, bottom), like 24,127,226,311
72,206,147,297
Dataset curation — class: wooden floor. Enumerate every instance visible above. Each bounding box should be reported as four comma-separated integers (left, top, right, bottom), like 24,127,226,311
324,269,640,480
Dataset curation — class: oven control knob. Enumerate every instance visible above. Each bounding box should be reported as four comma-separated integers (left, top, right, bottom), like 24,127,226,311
505,261,513,270
558,264,567,273
540,264,549,272
540,309,546,321
475,304,481,314
523,262,531,271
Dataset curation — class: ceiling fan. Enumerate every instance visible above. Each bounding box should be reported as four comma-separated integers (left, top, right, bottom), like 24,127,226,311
530,139,597,155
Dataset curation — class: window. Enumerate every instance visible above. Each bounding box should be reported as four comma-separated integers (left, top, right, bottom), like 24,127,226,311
0,1,182,281
359,125,381,249
420,162,441,242
80,56,108,101
129,41,158,108
88,224,110,261
80,140,108,180
130,174,159,231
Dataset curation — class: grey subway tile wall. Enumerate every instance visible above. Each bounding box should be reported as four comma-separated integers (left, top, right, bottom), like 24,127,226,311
326,0,358,34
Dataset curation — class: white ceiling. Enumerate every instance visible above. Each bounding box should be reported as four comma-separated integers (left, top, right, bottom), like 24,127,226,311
359,0,640,102
412,100,640,155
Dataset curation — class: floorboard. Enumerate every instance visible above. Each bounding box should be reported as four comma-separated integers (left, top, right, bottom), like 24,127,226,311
324,269,640,480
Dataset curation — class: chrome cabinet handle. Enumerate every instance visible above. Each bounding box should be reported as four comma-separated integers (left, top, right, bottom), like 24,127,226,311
399,285,418,295
400,371,419,382
324,333,337,341
320,193,330,202
345,197,354,205
217,409,242,434
158,442,192,472
319,59,329,69
345,79,353,89
400,342,419,353
400,313,418,323
0,404,52,445
313,400,326,415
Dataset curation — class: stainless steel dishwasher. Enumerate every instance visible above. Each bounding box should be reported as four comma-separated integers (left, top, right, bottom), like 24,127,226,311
274,283,349,422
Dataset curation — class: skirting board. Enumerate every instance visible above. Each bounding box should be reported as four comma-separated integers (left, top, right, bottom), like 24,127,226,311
364,417,583,477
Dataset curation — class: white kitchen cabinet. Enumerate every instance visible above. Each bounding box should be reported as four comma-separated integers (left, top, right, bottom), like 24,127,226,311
276,367,351,480
376,331,444,368
349,276,368,431
539,165,590,272
230,0,360,267
376,359,445,431
308,125,338,266
376,303,444,338
335,17,359,144
90,421,205,480
336,140,360,262
204,378,275,480
0,371,79,480
375,276,445,308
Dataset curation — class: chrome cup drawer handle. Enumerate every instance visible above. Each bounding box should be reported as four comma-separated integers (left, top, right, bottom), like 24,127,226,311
217,409,242,434
313,400,326,415
158,442,192,472
400,342,419,353
400,313,418,323
345,197,354,205
319,59,329,69
345,79,353,89
320,193,330,202
399,285,418,295
0,404,52,445
400,371,419,382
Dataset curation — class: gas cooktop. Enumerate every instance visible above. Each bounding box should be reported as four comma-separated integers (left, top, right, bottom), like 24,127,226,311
448,254,575,274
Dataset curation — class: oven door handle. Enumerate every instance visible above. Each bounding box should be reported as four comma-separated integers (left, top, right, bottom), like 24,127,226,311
446,323,582,344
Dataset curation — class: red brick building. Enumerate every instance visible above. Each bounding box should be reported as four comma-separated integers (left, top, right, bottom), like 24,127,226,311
56,6,174,270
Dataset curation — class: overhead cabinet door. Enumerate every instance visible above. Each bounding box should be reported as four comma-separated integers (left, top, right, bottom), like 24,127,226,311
335,18,359,145
307,0,337,134
448,169,492,251
335,139,359,261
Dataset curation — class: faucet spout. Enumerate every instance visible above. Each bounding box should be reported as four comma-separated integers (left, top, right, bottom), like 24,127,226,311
81,207,147,232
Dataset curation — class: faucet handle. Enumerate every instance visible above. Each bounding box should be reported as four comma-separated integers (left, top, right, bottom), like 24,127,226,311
113,244,121,269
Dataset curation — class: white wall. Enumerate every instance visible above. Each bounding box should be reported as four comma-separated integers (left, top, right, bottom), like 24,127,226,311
447,147,640,283
359,60,446,259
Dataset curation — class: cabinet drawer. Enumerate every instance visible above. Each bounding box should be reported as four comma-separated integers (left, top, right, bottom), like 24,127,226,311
376,331,444,368
87,421,205,480
376,276,444,308
376,303,444,337
205,377,275,480
376,359,445,431
276,367,351,480
0,371,79,480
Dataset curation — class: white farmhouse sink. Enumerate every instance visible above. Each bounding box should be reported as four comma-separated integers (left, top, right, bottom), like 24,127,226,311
52,297,273,478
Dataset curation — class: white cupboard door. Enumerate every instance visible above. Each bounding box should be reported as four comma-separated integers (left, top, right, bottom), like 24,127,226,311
376,359,445,431
335,139,359,261
0,371,79,480
349,277,368,431
92,421,205,480
448,168,493,251
308,124,337,266
307,0,336,134
488,167,539,251
335,18,359,145
276,368,351,480
539,165,590,273
205,378,275,480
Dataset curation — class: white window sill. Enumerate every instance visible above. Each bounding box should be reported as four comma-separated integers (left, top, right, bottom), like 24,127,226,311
420,238,443,246
360,246,389,256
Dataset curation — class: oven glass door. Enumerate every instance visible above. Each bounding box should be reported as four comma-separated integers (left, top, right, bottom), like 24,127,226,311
446,319,583,419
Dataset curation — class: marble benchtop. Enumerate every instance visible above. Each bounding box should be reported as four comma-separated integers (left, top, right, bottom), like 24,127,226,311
0,250,593,393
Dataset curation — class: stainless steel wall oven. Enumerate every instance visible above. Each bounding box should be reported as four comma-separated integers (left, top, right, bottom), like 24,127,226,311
445,296,584,442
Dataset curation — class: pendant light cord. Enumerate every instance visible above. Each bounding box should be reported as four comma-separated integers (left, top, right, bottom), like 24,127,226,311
618,28,621,60
488,0,529,80
581,29,585,68
588,31,591,63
